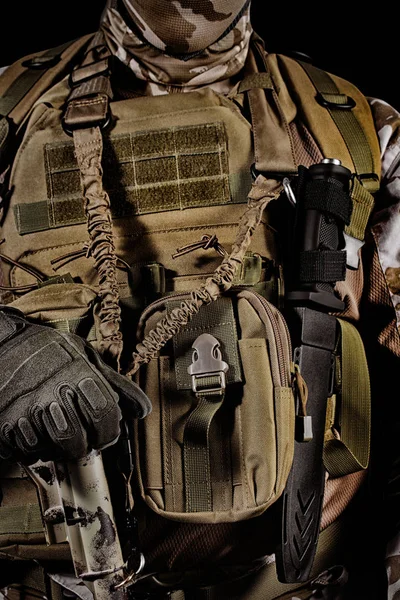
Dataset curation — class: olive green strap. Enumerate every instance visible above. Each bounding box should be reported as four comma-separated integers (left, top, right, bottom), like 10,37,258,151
348,177,376,242
237,72,274,93
299,61,378,242
299,62,375,179
323,319,371,477
183,378,225,513
0,503,43,534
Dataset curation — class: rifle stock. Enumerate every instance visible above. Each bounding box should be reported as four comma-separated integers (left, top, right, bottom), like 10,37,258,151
27,450,128,599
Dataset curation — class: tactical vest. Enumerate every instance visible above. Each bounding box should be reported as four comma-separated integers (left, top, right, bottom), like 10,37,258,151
0,30,381,600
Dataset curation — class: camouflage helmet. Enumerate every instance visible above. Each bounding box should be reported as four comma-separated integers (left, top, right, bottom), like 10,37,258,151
120,0,251,56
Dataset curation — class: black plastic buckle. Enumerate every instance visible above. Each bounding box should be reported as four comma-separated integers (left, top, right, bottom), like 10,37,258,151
316,92,356,110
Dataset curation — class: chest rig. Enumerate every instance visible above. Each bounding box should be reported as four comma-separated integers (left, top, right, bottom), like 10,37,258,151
0,29,382,600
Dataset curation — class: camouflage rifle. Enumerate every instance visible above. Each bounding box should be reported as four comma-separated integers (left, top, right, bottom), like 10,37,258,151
26,450,130,599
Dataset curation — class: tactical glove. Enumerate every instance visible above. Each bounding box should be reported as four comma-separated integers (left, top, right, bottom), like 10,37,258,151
0,306,151,464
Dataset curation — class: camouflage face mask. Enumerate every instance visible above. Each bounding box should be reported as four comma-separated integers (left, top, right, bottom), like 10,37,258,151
101,0,253,94
119,0,251,56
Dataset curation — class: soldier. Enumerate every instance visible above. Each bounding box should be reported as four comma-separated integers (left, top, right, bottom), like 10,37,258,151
0,1,399,599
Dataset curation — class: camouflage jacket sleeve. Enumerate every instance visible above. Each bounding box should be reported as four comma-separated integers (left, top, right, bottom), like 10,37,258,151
367,97,400,600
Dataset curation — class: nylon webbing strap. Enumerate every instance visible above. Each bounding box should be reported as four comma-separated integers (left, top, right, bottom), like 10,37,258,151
348,177,375,241
0,40,76,118
183,380,225,513
237,72,273,93
169,297,241,390
304,179,352,224
298,250,346,283
323,319,371,477
0,503,43,534
299,61,378,241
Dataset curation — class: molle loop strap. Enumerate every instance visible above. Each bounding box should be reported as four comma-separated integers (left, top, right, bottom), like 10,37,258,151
243,41,297,176
62,32,112,135
347,176,376,241
0,36,93,125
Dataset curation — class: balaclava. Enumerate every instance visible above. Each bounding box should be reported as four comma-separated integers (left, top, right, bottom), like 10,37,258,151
100,0,252,95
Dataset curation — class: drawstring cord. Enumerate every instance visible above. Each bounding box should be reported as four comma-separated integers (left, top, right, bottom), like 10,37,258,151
51,243,131,272
0,239,46,292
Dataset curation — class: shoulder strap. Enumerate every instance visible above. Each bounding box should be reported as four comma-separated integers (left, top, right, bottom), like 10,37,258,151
0,34,94,171
0,34,94,127
241,35,381,250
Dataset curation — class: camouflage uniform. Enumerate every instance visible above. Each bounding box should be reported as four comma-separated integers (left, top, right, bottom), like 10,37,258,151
101,0,400,599
100,3,400,595
1,0,400,598
369,98,400,600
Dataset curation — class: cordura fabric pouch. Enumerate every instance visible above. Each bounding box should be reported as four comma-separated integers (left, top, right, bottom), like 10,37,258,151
134,287,295,524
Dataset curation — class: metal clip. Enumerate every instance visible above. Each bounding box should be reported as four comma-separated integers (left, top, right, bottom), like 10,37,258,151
188,334,229,394
283,177,297,206
112,552,145,591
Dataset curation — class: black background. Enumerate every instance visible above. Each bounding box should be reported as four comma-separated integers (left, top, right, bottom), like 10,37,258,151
1,1,398,111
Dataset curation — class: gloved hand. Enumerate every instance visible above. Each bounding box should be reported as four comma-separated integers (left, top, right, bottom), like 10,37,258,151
0,306,151,464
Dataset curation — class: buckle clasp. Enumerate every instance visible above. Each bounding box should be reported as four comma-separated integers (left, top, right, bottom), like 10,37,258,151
188,333,229,394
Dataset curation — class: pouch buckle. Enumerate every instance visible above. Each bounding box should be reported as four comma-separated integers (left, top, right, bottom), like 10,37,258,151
188,333,229,394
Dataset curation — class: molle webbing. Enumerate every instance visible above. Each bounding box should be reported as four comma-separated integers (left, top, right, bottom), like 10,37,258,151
14,122,234,235
240,39,380,244
241,46,297,176
298,62,376,184
168,297,241,513
0,504,43,537
275,54,380,243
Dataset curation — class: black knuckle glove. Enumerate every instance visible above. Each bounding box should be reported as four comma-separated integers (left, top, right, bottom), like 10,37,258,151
0,307,151,463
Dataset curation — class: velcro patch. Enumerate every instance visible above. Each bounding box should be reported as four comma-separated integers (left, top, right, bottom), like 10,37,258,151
15,122,233,234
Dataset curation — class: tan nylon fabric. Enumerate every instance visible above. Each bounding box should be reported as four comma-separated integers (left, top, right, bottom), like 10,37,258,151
275,54,381,180
0,29,389,595
0,35,93,128
128,176,282,373
323,319,371,477
134,290,294,523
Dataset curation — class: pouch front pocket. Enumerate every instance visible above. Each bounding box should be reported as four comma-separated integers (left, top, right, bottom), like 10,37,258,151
9,281,98,339
135,289,295,524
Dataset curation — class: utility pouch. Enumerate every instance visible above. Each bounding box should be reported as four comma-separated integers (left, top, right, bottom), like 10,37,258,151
9,281,98,338
0,281,98,557
134,288,295,524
